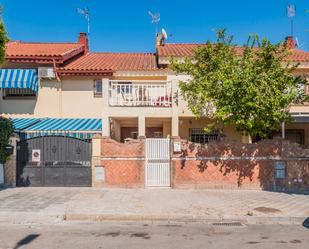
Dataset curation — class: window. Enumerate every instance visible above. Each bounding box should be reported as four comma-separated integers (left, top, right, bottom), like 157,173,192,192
189,128,219,144
274,162,286,179
94,80,103,97
273,129,305,146
2,88,36,99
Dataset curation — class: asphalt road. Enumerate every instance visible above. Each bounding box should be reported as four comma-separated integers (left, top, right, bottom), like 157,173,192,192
0,221,308,249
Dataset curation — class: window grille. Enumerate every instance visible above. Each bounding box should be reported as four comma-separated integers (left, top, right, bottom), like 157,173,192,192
274,162,286,179
189,128,219,144
3,88,36,98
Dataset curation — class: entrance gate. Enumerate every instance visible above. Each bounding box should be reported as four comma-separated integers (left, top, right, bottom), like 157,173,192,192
145,138,171,187
16,136,92,187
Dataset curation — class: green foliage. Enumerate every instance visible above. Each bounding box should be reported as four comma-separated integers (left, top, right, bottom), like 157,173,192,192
0,117,14,163
0,5,8,65
171,29,308,138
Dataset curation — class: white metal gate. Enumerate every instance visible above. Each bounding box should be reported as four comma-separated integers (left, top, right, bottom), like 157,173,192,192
145,138,171,187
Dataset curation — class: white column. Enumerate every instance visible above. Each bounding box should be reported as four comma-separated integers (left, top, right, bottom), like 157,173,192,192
138,115,146,138
102,116,110,137
172,115,179,137
102,78,110,137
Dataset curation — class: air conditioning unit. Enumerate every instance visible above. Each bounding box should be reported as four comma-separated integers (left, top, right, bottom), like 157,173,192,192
38,67,55,78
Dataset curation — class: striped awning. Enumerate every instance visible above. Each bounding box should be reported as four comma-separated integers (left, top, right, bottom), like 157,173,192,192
0,69,39,92
11,118,42,131
24,118,102,132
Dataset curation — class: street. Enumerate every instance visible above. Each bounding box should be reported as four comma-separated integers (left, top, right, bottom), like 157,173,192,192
0,221,308,249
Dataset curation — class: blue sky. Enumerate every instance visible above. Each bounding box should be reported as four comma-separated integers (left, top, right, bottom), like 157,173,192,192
2,0,309,52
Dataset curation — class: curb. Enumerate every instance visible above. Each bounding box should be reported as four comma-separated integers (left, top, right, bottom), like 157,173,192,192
63,213,308,225
0,212,307,226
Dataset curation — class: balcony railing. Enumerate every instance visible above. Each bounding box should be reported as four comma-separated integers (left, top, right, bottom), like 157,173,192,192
109,80,172,107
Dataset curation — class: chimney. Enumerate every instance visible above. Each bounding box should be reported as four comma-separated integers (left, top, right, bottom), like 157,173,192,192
285,36,295,49
78,32,89,53
156,33,165,46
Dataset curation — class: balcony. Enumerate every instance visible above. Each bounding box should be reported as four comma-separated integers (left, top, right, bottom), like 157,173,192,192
109,80,172,107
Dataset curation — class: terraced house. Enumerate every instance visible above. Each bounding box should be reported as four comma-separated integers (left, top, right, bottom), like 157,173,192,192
1,33,309,190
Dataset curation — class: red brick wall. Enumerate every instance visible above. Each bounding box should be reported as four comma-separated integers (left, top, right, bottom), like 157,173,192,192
99,137,309,191
101,138,145,188
171,138,309,191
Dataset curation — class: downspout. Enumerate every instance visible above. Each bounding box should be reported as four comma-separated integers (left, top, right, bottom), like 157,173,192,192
53,59,62,118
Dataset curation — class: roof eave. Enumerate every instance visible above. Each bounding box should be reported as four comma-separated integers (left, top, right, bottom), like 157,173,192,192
57,69,113,76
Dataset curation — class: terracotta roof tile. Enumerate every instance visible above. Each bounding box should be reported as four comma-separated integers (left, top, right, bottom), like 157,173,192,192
157,44,206,57
6,41,83,57
157,43,309,62
59,52,158,74
289,49,309,62
5,41,85,63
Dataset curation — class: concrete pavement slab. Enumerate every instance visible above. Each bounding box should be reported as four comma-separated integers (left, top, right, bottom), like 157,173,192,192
0,187,308,225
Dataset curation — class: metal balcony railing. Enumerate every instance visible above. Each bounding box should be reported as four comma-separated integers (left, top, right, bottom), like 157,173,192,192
109,80,172,107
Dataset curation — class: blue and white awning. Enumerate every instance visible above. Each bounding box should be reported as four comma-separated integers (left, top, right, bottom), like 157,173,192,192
0,69,39,92
11,118,102,140
11,118,42,131
24,118,102,132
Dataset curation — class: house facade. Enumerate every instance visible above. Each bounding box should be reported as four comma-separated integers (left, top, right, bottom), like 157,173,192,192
1,33,309,189
3,34,309,144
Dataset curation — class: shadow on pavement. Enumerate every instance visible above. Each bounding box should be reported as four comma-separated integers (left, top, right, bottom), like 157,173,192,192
303,218,309,229
13,234,40,249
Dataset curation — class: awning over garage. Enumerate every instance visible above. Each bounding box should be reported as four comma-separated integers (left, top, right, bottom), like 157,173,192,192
12,118,102,139
0,69,39,92
11,118,42,131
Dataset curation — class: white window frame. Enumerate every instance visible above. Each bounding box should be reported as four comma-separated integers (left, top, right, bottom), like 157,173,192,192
94,79,103,97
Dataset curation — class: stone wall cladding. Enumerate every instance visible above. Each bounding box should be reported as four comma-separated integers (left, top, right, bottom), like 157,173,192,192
3,156,16,187
171,138,309,192
100,138,145,188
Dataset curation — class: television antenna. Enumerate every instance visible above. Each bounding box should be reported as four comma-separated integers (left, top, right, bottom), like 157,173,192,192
77,7,90,40
148,11,160,35
287,4,296,37
295,37,306,48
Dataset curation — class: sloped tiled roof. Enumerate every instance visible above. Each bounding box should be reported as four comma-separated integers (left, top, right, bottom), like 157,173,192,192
58,52,159,75
289,49,309,62
157,43,309,62
5,41,85,63
157,44,207,57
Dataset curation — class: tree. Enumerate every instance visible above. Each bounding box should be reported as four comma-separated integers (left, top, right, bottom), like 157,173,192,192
0,5,8,65
171,29,308,140
0,117,13,163
0,7,11,163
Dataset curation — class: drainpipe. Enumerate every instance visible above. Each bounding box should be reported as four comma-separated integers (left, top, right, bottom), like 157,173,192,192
53,59,61,82
53,60,62,118
281,122,285,139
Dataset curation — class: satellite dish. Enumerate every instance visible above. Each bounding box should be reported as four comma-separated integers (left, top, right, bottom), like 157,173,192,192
162,28,168,39
295,37,300,48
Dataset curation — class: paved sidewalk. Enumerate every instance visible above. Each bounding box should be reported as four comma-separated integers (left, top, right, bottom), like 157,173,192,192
0,187,308,224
